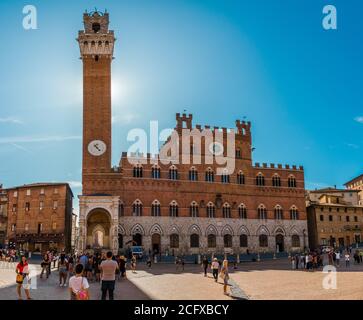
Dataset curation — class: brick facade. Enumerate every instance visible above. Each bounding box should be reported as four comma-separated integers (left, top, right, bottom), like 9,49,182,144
77,11,308,255
6,183,73,253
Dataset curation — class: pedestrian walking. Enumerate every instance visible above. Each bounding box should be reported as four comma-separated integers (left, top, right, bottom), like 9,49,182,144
40,253,50,279
147,256,152,268
220,259,230,295
335,251,340,267
100,251,119,300
16,256,31,300
202,256,209,277
131,255,137,273
211,258,219,282
69,264,89,300
58,253,68,287
345,252,350,268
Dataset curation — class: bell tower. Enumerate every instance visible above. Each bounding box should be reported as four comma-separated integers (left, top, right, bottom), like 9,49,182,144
78,10,115,182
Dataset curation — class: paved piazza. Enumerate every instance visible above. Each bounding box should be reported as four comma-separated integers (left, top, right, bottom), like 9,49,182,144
1,257,363,300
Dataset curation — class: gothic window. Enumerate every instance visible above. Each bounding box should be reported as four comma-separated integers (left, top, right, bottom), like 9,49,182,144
169,165,178,180
207,202,216,218
288,175,297,188
132,200,143,216
118,203,124,218
151,165,161,179
170,234,179,248
274,205,284,220
151,200,161,217
237,171,245,185
258,205,267,220
238,204,247,219
208,234,216,248
222,203,231,218
169,201,178,217
290,206,299,220
221,173,230,184
190,201,199,217
256,173,265,186
236,148,242,159
190,234,199,248
205,168,214,182
224,234,233,248
189,167,198,181
259,234,268,247
240,234,248,247
292,235,300,247
133,165,143,178
272,174,281,187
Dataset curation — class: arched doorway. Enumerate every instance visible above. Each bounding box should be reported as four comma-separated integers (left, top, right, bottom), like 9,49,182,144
133,233,142,246
152,233,161,254
86,209,111,250
275,234,284,252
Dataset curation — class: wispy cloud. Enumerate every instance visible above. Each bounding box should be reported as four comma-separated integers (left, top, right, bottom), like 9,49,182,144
346,143,359,149
68,181,82,188
0,117,23,124
11,143,33,154
0,135,81,144
112,113,138,124
354,116,363,124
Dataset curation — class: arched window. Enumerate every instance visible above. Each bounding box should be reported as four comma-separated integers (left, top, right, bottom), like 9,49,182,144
133,165,143,178
170,234,179,248
258,205,267,220
237,171,245,185
190,234,199,248
208,234,216,248
205,168,214,182
288,175,297,188
169,165,178,180
207,202,216,218
189,167,198,181
290,206,299,220
292,234,300,247
238,204,247,219
272,174,281,187
256,173,265,186
240,234,248,247
132,200,143,216
221,172,230,184
118,203,124,218
224,234,233,247
151,165,161,179
235,148,242,159
169,201,178,217
274,205,284,220
151,200,161,217
222,203,231,218
259,234,268,247
190,201,199,217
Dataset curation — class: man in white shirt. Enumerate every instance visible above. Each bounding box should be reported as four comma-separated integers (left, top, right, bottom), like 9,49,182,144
211,258,220,282
335,251,340,267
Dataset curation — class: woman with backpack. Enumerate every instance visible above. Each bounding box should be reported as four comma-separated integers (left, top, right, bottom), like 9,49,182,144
68,264,90,300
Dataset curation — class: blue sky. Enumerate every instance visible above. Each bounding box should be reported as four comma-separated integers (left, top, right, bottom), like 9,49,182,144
0,0,362,213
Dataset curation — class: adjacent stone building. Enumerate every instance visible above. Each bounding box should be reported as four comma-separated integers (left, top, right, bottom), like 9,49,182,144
0,185,7,248
345,174,363,205
306,188,363,250
6,183,73,253
77,10,308,256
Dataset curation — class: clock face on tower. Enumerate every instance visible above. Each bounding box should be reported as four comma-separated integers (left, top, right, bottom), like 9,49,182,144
88,140,107,156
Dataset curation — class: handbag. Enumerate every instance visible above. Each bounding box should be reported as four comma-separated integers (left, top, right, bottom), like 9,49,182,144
16,273,24,284
76,278,88,300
